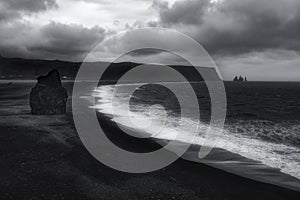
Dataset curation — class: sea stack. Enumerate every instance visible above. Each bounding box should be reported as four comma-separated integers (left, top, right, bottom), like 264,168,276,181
30,70,68,115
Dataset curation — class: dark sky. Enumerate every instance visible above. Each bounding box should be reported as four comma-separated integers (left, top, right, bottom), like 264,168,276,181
1,0,300,81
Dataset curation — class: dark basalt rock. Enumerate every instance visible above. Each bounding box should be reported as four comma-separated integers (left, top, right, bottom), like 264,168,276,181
233,75,248,82
37,69,62,87
30,70,68,115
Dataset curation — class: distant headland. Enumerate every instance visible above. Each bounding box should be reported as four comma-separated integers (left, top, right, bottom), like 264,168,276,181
0,55,220,82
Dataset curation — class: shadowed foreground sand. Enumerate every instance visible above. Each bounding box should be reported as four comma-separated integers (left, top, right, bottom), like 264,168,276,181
0,82,300,200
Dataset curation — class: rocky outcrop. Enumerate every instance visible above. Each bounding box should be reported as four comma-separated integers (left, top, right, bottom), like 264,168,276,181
233,76,248,82
30,70,68,115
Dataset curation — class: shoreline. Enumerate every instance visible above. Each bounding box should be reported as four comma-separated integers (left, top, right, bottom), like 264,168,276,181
97,113,300,198
101,113,300,192
154,138,300,192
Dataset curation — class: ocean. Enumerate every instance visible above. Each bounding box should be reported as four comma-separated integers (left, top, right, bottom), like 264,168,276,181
91,82,300,191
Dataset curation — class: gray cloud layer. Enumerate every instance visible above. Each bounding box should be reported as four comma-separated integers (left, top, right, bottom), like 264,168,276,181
0,0,106,61
1,0,300,71
0,0,58,21
158,0,210,25
0,21,106,61
27,22,106,59
156,0,300,55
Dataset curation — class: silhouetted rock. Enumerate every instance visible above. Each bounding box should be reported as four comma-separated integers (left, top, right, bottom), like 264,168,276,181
37,69,62,87
238,76,244,82
30,70,68,115
233,75,248,82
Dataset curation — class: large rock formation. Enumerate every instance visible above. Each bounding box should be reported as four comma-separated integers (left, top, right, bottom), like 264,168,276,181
30,70,68,115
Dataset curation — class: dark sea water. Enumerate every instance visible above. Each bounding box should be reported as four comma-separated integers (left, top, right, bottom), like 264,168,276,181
91,82,300,190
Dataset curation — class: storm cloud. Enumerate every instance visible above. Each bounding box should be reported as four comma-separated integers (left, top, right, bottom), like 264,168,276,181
156,0,300,55
27,22,106,59
158,0,211,25
0,0,58,21
0,21,106,61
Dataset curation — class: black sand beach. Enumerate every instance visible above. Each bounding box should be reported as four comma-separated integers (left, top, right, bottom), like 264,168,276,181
1,82,300,200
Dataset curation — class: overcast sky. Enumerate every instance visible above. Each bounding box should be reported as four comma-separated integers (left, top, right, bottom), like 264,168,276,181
1,0,300,81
